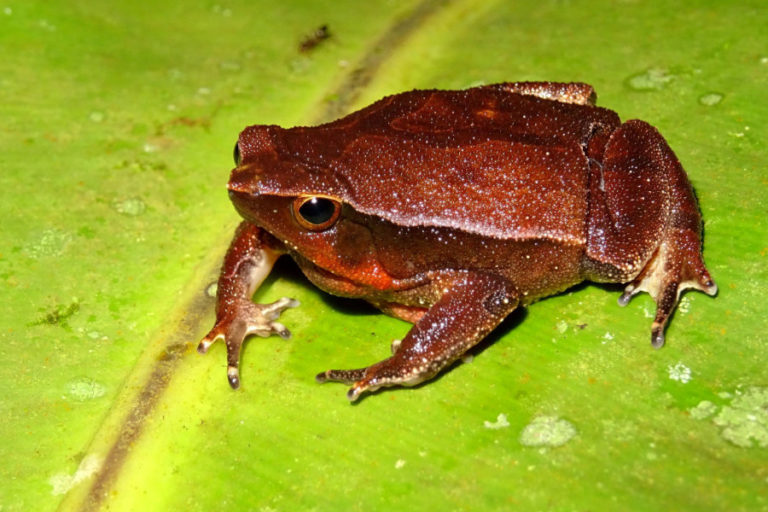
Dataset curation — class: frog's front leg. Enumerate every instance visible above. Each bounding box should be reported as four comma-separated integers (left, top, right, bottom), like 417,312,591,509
316,272,519,401
198,221,298,389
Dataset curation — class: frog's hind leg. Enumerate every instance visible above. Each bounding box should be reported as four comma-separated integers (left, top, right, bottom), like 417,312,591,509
583,120,717,348
316,272,519,401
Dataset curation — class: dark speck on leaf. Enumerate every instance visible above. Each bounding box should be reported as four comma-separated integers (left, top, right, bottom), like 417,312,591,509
299,25,331,53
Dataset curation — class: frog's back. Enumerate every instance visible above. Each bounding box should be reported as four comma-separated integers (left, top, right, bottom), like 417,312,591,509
262,85,622,244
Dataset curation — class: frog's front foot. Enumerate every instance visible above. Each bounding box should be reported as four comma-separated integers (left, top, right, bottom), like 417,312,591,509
198,297,299,388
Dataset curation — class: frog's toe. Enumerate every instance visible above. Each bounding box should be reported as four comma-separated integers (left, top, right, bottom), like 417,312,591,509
197,331,221,354
261,297,300,318
227,365,241,389
345,373,409,402
315,367,367,385
347,385,364,402
268,322,291,339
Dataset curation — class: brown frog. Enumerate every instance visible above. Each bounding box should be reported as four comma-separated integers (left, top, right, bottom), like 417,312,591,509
198,82,717,401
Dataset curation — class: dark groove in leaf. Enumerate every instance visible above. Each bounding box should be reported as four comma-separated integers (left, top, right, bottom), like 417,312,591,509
77,289,213,512
313,0,451,123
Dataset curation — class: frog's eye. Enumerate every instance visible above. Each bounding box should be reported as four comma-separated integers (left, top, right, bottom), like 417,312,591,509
233,142,241,166
292,196,341,231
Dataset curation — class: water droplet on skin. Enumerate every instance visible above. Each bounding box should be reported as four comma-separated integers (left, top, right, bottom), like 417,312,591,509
112,197,146,216
698,92,724,106
626,68,674,91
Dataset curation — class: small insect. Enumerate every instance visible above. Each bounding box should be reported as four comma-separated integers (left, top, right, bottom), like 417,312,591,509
299,24,331,53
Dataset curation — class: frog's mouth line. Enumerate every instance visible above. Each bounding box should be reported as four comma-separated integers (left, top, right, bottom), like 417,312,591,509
289,250,428,299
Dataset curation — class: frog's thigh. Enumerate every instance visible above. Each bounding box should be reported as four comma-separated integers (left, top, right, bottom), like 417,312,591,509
583,120,671,281
318,272,519,401
583,120,715,347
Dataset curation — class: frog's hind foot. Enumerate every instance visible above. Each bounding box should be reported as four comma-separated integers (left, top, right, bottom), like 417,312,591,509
618,227,717,348
587,119,717,348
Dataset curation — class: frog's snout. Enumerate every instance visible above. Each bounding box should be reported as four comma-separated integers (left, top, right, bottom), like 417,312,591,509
228,166,261,196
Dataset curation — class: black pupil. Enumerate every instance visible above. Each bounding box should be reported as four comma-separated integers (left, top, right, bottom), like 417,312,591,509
233,142,240,165
298,197,335,225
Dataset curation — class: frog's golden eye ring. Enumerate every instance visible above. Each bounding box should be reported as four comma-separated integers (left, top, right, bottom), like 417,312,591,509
293,196,341,231
233,142,241,166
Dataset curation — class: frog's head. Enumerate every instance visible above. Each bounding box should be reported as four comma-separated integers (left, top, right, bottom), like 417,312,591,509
226,124,392,289
227,124,348,230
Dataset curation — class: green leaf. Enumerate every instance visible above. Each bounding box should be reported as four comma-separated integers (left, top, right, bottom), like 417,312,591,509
2,1,766,511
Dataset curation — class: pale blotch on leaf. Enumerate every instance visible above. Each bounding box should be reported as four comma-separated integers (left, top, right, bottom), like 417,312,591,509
484,413,510,430
68,378,107,401
49,454,102,496
698,92,724,106
712,387,768,448
668,362,692,384
23,229,72,258
689,400,718,420
626,68,674,91
519,416,577,447
112,197,146,216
